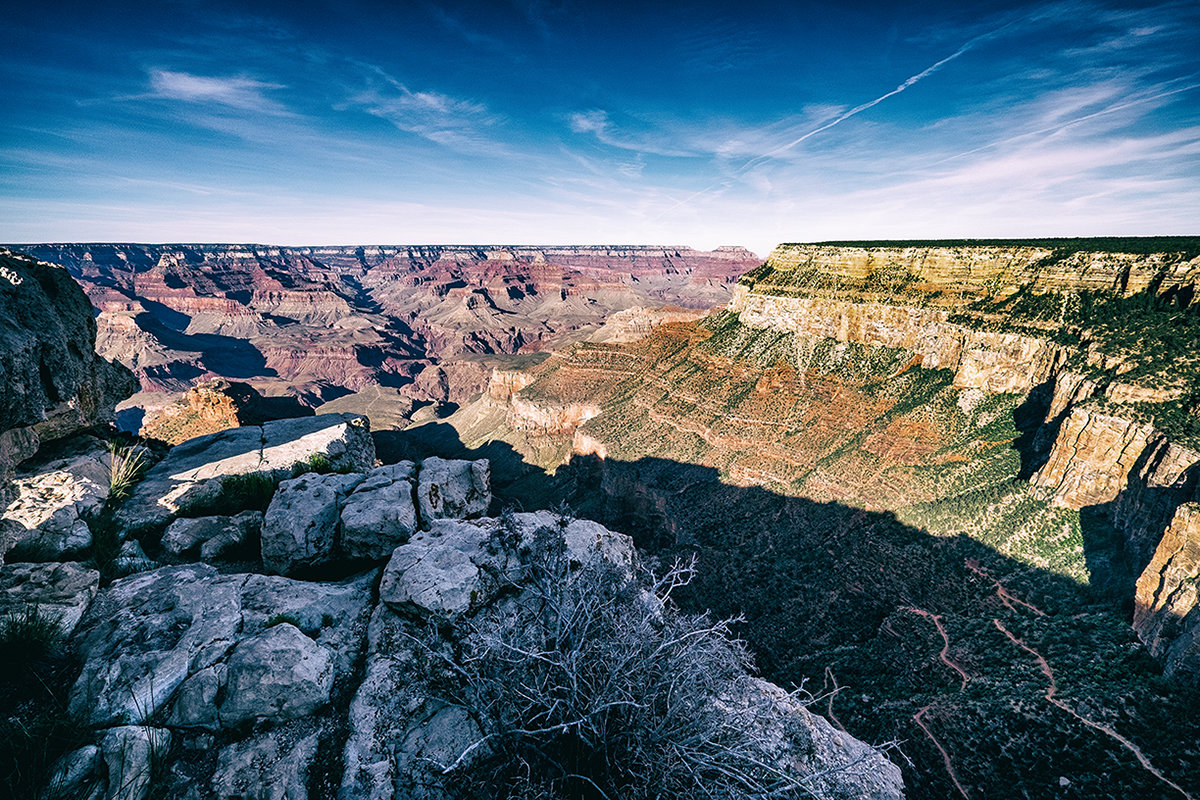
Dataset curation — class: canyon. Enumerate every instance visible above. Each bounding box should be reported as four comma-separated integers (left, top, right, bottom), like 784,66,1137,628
5,238,1200,799
13,243,756,434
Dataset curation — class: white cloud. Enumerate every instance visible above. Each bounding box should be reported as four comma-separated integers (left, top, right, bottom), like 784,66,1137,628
147,70,286,112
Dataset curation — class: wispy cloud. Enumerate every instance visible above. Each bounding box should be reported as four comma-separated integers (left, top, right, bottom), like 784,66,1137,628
349,67,503,153
146,69,287,112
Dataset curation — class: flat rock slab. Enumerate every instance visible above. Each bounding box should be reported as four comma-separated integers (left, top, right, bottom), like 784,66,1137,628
115,414,374,536
0,561,100,636
3,438,111,560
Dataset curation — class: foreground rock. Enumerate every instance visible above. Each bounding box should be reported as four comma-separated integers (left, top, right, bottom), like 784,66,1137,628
0,248,136,556
0,561,99,636
56,563,374,800
344,510,903,800
114,413,374,535
259,458,488,576
2,437,112,560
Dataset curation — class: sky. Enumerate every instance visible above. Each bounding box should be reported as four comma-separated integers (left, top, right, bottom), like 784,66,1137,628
1,0,1197,255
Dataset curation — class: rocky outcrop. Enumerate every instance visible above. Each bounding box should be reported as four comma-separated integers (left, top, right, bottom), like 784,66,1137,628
416,457,491,522
0,249,136,445
2,436,112,560
258,458,489,576
344,510,903,800
140,378,312,445
0,249,136,522
114,413,374,535
261,472,365,576
1133,504,1200,683
0,561,99,636
10,411,894,800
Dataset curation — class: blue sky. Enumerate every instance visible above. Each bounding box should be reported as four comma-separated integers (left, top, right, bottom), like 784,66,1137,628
1,0,1197,255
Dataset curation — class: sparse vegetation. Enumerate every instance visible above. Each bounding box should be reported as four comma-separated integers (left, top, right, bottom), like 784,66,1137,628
0,605,89,800
420,519,851,800
107,442,149,502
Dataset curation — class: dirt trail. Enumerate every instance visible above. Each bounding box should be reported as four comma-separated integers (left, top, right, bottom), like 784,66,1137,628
901,606,970,690
965,558,1046,616
823,667,847,733
993,619,1192,800
913,705,971,800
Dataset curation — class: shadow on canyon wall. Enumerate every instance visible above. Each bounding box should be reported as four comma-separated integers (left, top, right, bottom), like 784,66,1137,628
376,420,1200,800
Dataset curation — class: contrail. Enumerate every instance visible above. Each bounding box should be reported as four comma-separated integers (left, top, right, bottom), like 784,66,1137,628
742,38,980,172
654,25,1007,219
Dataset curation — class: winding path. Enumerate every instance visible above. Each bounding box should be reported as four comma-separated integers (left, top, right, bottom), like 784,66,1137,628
965,558,1046,616
901,606,970,690
993,619,1192,800
913,705,971,800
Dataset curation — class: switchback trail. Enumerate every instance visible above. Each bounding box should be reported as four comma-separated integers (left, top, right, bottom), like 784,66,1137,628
913,705,971,800
993,619,1192,800
901,606,970,690
965,558,1046,616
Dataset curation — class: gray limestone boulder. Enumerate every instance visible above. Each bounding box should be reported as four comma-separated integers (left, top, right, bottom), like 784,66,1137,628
115,413,373,536
100,726,171,800
220,623,334,725
378,520,497,622
211,729,322,800
261,472,364,575
42,745,101,800
2,438,112,561
69,564,374,728
340,462,418,561
161,511,261,559
416,457,490,523
0,561,100,636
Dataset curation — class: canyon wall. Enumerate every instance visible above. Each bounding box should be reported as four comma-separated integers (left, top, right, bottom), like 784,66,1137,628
481,239,1200,685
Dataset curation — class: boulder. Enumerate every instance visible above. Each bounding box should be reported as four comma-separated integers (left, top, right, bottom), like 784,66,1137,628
161,511,261,559
42,744,101,800
340,462,418,561
211,729,322,800
220,623,334,725
2,436,110,561
378,521,494,621
100,726,171,800
69,564,374,727
0,561,100,636
416,457,490,523
115,413,374,536
261,472,364,575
